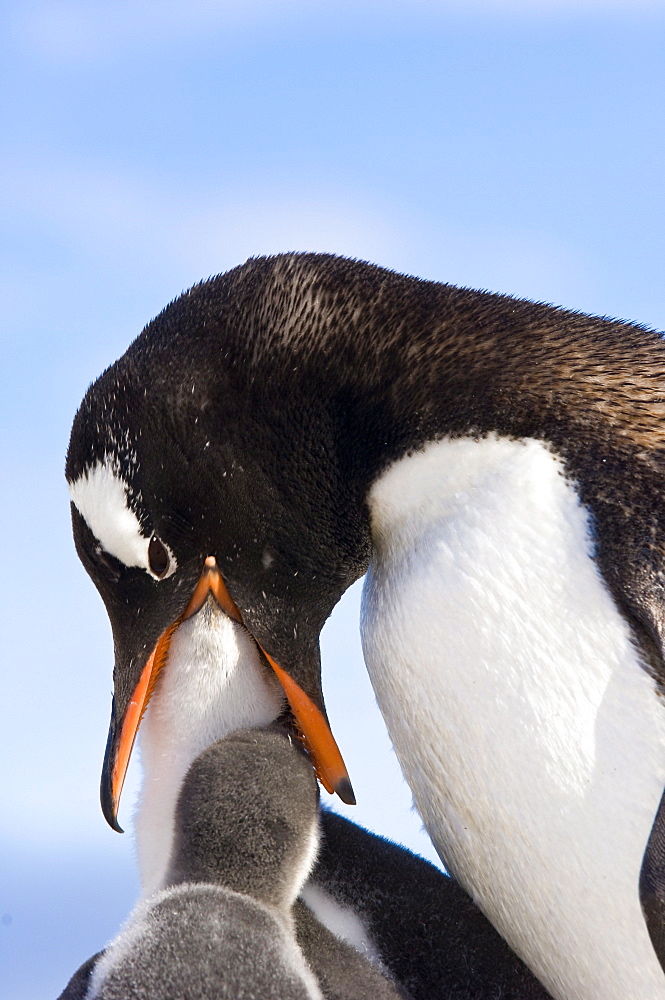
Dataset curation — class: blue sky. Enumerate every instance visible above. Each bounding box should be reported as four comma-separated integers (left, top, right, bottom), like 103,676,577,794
2,2,664,997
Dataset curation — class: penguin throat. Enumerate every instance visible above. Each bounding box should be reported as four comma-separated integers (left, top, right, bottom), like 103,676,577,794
135,604,285,897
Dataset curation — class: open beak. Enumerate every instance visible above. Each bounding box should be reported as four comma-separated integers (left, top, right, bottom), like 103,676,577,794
102,557,354,831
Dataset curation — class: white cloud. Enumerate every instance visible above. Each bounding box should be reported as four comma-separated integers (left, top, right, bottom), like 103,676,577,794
11,0,664,63
11,0,331,62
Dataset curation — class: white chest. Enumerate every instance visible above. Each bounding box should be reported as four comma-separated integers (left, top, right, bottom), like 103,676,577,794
135,605,285,896
362,435,665,1000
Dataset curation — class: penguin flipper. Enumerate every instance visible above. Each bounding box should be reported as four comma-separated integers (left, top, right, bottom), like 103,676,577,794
620,593,665,971
641,787,665,970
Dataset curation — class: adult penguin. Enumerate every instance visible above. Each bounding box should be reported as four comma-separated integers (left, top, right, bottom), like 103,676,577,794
66,253,665,1000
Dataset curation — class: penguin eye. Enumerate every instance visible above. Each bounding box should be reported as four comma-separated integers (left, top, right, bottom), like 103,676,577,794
148,536,170,578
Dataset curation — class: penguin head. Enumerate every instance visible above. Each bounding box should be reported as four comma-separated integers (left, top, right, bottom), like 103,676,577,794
66,276,361,831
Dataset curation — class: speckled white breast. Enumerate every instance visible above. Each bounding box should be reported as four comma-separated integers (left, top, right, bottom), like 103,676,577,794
362,434,665,1000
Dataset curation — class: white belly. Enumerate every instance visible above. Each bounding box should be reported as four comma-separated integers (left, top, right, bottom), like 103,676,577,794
362,435,665,1000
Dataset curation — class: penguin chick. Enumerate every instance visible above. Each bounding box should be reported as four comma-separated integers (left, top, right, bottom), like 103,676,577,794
86,728,323,1000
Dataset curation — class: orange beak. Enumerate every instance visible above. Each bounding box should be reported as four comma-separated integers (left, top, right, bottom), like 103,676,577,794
105,557,354,830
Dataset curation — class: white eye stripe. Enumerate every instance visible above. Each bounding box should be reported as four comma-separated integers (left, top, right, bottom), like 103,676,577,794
68,458,177,579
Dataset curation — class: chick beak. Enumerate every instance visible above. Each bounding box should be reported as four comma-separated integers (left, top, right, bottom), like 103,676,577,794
101,557,354,831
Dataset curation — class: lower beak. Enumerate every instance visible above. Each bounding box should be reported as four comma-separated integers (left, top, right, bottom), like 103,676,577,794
101,557,354,831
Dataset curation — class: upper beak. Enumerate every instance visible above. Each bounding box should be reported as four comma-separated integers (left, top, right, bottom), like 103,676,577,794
101,557,354,831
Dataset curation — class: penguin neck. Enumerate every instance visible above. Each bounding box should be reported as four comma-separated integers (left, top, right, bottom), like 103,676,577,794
242,257,665,489
362,434,665,1000
135,604,285,897
241,267,665,658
